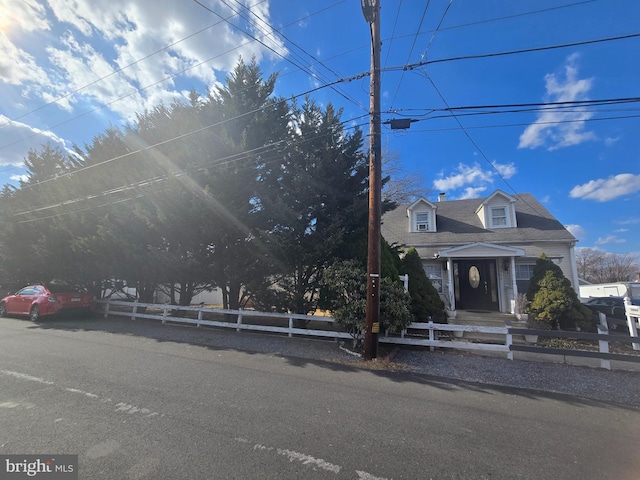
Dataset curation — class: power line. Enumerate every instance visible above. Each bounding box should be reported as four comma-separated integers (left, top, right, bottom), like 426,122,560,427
390,96,640,118
192,0,366,113
0,1,270,130
420,71,545,216
11,114,370,223
388,1,431,110
0,1,352,155
386,32,640,73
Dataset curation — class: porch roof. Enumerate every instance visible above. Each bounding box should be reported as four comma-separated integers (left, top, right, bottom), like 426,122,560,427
438,242,526,258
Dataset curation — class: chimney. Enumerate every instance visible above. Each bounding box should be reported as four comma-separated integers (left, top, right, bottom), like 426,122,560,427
438,192,446,202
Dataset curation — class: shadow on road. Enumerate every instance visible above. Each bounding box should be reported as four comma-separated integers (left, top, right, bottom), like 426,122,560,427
16,314,640,412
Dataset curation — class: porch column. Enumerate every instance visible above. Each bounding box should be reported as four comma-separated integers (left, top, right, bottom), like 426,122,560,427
569,244,580,295
447,257,455,310
511,257,518,313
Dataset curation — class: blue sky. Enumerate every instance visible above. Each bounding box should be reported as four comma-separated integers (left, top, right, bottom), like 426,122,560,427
0,0,639,256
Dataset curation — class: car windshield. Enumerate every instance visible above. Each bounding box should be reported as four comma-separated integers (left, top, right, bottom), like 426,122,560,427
47,284,82,294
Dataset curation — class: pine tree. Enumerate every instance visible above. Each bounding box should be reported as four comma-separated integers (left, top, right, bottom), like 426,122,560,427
528,254,592,330
402,247,445,322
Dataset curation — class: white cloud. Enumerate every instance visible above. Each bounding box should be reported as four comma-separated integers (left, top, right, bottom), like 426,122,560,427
433,161,515,198
604,136,620,146
9,174,28,183
0,34,50,86
459,186,487,199
1,0,287,122
0,115,70,170
0,0,50,33
595,235,626,245
0,0,290,185
491,161,515,179
569,173,640,201
519,54,596,151
565,224,585,240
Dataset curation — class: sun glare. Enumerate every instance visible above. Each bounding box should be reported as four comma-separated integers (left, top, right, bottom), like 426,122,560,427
0,11,11,32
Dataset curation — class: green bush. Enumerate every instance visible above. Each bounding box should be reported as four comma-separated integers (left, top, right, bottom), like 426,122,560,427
321,259,412,346
402,247,445,322
527,254,592,330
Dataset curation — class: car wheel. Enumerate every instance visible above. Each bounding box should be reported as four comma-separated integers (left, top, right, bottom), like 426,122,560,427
30,305,40,322
0,302,6,317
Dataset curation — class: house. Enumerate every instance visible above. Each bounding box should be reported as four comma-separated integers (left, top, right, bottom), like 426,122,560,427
381,190,580,315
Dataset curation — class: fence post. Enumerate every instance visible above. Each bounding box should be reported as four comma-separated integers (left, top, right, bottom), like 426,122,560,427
237,310,243,333
162,305,168,324
288,316,293,337
504,320,513,360
428,320,434,352
131,300,138,320
624,297,640,350
103,299,110,318
597,311,607,331
197,309,203,327
597,323,611,370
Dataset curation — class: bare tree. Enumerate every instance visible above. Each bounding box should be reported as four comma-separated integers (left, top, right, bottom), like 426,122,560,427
382,150,432,204
576,248,640,283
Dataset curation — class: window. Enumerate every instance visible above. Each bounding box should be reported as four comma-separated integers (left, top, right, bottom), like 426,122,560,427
425,265,443,293
18,288,37,296
516,264,535,294
491,206,507,227
515,264,535,280
415,212,430,231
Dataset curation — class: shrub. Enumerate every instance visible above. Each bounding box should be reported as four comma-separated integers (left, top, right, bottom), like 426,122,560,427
321,259,412,347
402,247,445,322
527,254,592,330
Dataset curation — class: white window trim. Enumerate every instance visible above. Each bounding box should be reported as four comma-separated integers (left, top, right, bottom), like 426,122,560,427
415,211,430,231
489,205,509,228
412,210,434,232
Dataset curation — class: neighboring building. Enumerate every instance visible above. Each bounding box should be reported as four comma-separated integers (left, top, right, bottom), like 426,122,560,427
381,190,580,314
579,282,640,300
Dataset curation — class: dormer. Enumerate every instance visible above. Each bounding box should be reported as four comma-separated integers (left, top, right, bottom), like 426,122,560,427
407,198,437,232
475,190,518,229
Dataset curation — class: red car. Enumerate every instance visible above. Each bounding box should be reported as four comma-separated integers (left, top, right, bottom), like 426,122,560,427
0,284,94,321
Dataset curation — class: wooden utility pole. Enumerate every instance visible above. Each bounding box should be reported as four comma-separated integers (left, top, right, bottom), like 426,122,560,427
362,0,381,360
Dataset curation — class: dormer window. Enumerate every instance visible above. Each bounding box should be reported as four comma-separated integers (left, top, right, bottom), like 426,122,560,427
416,212,430,231
406,197,437,232
490,206,507,227
475,190,517,229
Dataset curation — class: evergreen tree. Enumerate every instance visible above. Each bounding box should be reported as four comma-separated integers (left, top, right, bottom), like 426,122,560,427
402,247,445,322
201,57,290,309
253,97,369,314
528,253,592,330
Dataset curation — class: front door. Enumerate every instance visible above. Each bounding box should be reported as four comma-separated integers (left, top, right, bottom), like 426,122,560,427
454,260,499,311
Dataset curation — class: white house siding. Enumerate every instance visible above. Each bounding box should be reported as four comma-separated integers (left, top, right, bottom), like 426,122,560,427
155,287,224,306
515,242,579,292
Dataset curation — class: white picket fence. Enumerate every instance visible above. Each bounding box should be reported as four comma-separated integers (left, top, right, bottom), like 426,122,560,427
98,299,512,354
97,299,640,369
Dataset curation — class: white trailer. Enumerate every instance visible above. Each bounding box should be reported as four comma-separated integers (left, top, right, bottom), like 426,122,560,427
579,282,640,300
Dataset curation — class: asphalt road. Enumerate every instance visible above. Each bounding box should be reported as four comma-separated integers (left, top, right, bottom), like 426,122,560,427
1,315,639,479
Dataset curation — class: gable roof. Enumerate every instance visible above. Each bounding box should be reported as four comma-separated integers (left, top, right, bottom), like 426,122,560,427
382,192,576,247
406,197,437,212
474,189,517,214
